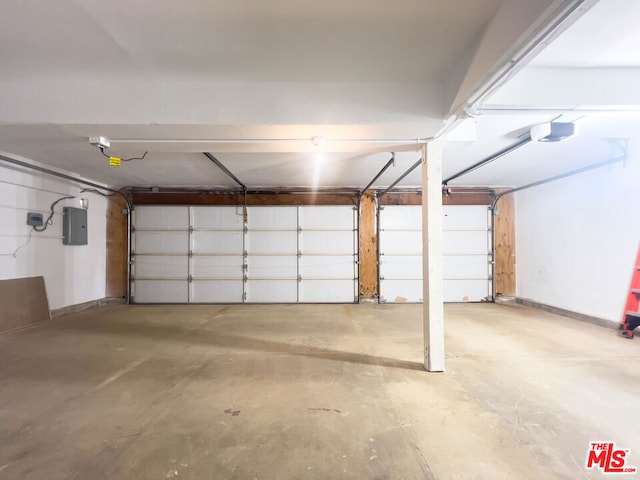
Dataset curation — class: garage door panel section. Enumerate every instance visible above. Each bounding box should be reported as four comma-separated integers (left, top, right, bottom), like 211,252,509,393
444,280,488,303
190,206,244,303
298,206,357,303
379,205,490,303
443,205,488,230
300,255,354,278
300,231,354,255
133,206,190,303
135,256,189,279
136,231,189,255
191,256,243,279
443,255,488,279
248,206,297,230
381,279,423,303
247,279,298,303
135,206,189,230
192,231,243,255
379,231,422,255
246,231,297,255
191,280,244,303
300,280,355,303
443,231,488,255
192,206,243,229
247,256,297,279
135,280,189,303
380,255,422,279
380,205,421,230
299,206,354,229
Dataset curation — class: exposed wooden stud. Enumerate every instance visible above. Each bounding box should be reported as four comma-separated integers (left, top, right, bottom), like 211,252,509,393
494,191,516,297
106,196,128,298
359,191,377,300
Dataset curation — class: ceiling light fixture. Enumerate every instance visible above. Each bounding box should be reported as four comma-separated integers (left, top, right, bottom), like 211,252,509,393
311,136,328,148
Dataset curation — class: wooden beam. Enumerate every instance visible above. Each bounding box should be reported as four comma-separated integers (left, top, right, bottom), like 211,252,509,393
380,190,493,206
106,196,128,299
494,192,516,297
358,191,377,300
131,192,358,206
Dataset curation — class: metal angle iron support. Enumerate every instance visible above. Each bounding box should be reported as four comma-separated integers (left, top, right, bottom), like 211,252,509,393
203,152,247,190
378,158,423,198
442,136,532,187
360,153,396,196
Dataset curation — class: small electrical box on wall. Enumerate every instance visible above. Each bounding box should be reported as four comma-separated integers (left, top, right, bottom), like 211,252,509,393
62,207,88,245
26,212,44,227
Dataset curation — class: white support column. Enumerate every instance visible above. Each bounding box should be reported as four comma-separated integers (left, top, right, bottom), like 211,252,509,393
422,141,445,372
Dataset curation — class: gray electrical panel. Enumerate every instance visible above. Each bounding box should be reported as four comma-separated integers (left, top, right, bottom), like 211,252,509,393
62,207,88,245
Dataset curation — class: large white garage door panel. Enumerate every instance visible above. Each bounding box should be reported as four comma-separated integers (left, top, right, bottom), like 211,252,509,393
133,205,357,304
379,205,490,303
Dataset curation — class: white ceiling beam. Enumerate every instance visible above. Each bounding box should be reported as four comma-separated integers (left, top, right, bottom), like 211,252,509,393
447,0,597,117
482,67,640,110
0,79,444,128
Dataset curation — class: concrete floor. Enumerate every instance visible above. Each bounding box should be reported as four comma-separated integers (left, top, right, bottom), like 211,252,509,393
0,303,639,480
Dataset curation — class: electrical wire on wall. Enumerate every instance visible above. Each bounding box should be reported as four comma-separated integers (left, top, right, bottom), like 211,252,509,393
32,195,76,232
0,230,33,258
1,194,75,258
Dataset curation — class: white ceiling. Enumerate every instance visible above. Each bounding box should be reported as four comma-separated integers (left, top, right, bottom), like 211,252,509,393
0,0,501,83
1,0,639,191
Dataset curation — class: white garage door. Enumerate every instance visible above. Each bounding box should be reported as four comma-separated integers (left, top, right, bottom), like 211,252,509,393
132,205,357,303
379,205,491,303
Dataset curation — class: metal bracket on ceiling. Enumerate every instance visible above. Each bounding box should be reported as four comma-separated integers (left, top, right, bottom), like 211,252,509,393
603,138,630,164
203,152,247,190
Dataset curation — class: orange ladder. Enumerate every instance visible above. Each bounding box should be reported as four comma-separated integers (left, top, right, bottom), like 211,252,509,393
620,245,640,339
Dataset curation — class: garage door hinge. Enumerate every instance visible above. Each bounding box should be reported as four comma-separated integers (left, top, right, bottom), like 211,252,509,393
243,225,248,233
188,250,193,257
243,250,248,257
131,226,136,233
380,275,385,280
297,251,302,257
243,292,247,301
189,226,193,233
243,275,248,282
188,275,193,283
297,275,302,282
297,226,302,232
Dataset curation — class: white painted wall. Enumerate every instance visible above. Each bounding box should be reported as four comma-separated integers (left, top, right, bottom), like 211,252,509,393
0,160,107,310
515,155,640,323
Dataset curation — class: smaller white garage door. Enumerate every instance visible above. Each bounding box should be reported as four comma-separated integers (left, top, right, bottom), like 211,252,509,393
379,205,491,303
